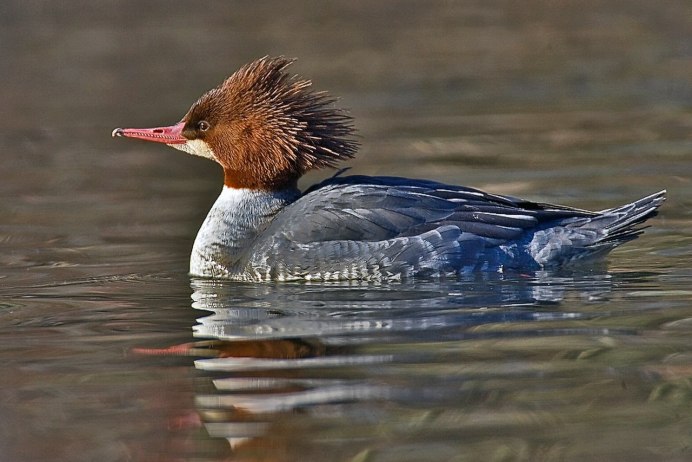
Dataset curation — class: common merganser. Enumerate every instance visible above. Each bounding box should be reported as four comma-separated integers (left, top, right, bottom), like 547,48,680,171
113,57,666,281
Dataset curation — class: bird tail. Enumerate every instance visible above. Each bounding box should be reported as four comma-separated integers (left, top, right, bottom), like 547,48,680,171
591,190,667,245
533,190,666,268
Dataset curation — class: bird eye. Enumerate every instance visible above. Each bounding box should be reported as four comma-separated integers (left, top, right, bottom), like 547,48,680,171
197,120,210,132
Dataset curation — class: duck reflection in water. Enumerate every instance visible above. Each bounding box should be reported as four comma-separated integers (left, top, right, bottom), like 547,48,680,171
132,270,637,460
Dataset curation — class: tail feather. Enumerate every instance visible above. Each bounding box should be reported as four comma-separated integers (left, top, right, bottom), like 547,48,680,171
595,190,666,244
531,190,666,267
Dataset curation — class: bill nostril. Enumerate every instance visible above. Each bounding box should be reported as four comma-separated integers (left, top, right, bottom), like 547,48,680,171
153,128,164,134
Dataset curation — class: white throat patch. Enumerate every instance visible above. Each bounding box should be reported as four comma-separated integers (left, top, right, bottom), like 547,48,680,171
169,139,216,161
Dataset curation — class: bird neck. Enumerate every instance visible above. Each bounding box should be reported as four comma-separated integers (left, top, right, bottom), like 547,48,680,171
190,185,300,277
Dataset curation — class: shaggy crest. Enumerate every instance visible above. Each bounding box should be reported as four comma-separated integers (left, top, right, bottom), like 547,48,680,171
181,56,358,189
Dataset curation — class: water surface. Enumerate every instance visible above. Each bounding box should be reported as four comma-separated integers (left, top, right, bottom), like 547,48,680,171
1,1,691,461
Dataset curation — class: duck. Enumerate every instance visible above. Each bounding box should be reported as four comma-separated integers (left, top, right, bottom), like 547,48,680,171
113,56,666,281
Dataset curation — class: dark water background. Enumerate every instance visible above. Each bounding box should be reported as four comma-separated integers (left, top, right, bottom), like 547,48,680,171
1,1,691,461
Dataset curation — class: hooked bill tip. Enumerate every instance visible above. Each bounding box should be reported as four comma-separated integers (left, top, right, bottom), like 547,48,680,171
112,128,124,138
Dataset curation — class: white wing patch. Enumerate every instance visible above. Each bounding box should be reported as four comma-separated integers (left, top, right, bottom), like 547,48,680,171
475,212,536,222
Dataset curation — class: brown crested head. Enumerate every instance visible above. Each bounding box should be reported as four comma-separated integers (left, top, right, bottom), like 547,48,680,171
178,56,358,190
